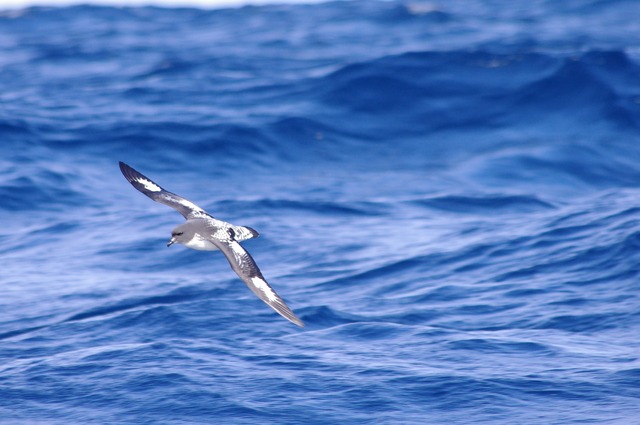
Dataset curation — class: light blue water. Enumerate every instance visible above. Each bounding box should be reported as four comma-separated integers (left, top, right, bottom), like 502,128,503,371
1,1,639,423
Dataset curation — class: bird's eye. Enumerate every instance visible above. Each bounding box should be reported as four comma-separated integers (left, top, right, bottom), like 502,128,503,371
173,232,183,236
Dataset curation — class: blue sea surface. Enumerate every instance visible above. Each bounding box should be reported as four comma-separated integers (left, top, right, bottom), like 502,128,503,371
1,1,640,423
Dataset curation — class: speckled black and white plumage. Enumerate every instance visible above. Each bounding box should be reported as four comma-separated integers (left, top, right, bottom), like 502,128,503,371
119,161,304,327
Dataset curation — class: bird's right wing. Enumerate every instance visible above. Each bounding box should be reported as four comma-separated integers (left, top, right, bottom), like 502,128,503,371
119,161,211,220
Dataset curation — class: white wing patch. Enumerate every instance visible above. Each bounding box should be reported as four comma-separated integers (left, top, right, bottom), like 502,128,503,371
136,177,162,192
174,197,202,212
251,277,279,302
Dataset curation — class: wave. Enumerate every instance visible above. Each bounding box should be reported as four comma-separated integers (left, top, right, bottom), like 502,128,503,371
2,3,640,424
410,194,555,214
314,49,640,137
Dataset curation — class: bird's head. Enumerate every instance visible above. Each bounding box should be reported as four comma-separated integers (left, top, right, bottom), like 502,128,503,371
168,223,191,247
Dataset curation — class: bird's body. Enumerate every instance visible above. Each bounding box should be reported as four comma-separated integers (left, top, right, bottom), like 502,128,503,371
170,218,256,251
175,219,218,251
119,161,304,327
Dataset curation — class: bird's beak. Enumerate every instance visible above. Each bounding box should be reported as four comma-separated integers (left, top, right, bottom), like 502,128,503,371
167,237,176,247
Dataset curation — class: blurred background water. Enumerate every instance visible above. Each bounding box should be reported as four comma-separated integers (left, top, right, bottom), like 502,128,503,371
1,1,639,423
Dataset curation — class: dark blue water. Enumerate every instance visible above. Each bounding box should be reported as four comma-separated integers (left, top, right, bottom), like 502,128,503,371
1,1,640,423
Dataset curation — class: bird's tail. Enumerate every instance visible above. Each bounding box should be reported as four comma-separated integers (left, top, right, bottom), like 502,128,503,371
234,225,260,242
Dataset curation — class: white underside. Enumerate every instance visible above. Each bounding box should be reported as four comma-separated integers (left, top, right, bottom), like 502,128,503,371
183,234,218,251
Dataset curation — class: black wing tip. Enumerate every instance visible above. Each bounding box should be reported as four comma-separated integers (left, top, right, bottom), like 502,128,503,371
271,300,305,327
118,161,130,173
276,308,305,328
119,162,157,188
118,161,137,182
118,161,168,199
292,316,305,327
246,226,260,238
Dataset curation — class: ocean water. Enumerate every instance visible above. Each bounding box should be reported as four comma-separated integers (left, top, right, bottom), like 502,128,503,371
1,1,640,423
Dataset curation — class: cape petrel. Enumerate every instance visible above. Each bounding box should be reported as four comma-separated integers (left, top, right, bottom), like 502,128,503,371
119,162,304,327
